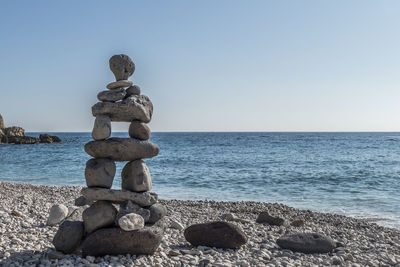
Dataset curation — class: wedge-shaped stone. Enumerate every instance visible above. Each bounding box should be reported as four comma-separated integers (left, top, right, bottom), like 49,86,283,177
92,95,153,123
82,218,165,257
81,187,157,207
84,138,159,161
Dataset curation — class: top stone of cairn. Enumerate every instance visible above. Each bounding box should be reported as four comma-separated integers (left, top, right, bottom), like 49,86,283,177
109,54,135,81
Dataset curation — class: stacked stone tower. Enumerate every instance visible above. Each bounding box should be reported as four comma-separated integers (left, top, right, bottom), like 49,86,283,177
52,54,166,257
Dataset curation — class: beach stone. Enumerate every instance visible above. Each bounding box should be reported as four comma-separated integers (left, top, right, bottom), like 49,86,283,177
81,187,158,207
129,121,151,140
97,88,126,102
109,54,135,81
121,160,152,192
118,213,145,231
256,212,285,226
184,221,247,249
0,113,5,129
92,95,153,123
291,219,305,227
66,205,88,222
170,219,184,230
148,203,167,224
82,219,165,256
85,158,116,188
4,126,25,137
74,196,93,207
221,213,251,224
52,221,84,254
47,204,69,226
276,233,336,254
117,200,151,223
82,201,117,234
39,134,61,143
92,115,111,141
106,80,133,90
126,85,141,97
84,138,159,161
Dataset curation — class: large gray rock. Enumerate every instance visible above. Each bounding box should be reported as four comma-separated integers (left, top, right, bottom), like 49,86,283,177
92,95,153,123
106,80,133,90
85,158,116,188
81,187,158,207
4,126,25,137
84,138,159,161
52,221,84,254
92,115,111,141
148,203,167,224
118,213,145,231
109,54,135,81
184,221,247,249
0,129,5,144
129,121,151,140
276,233,336,254
0,113,5,129
82,219,165,256
97,88,126,102
125,85,141,97
39,134,61,143
82,201,117,234
117,200,151,223
256,212,285,226
47,204,69,226
121,160,152,192
7,136,39,144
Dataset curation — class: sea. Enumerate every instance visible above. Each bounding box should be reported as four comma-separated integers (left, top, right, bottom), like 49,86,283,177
1,132,399,229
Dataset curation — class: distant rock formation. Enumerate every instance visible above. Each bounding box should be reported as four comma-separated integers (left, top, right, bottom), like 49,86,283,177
0,113,61,144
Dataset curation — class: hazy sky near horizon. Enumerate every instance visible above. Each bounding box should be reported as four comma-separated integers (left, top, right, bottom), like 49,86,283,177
1,1,400,132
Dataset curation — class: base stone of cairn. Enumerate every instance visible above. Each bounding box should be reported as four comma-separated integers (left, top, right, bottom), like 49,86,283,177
52,54,166,256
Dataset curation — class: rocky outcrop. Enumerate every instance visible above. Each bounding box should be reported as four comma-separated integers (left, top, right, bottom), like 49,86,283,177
0,113,61,144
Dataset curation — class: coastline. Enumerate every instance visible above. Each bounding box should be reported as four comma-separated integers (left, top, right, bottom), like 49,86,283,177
0,182,399,266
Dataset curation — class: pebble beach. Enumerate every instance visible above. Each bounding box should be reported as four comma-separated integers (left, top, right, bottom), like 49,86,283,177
0,182,399,267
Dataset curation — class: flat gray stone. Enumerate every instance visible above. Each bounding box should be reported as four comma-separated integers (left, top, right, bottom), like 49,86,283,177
126,85,141,97
81,187,158,207
121,160,152,192
52,221,84,254
256,212,285,226
97,88,126,102
109,54,135,81
82,218,165,257
84,138,159,161
82,201,117,234
85,158,116,188
92,115,111,140
92,95,153,123
106,80,133,90
117,200,151,223
129,121,151,140
276,232,336,254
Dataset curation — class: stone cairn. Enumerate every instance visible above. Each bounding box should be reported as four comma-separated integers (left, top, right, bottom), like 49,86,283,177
52,54,166,257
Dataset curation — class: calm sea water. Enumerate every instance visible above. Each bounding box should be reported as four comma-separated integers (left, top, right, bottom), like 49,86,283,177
1,132,399,228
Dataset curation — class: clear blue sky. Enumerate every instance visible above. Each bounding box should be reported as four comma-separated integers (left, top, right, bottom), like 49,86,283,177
1,1,399,132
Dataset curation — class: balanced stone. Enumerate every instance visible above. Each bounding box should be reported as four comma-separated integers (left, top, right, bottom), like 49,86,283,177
81,187,158,207
82,200,117,234
184,221,247,249
117,200,151,223
84,138,159,161
92,95,153,123
52,221,84,254
148,203,167,224
109,54,135,81
276,232,336,254
121,160,152,192
47,204,69,226
97,88,126,102
118,213,145,231
82,219,165,257
92,115,111,140
129,121,151,140
85,158,116,188
106,80,133,90
126,85,141,97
